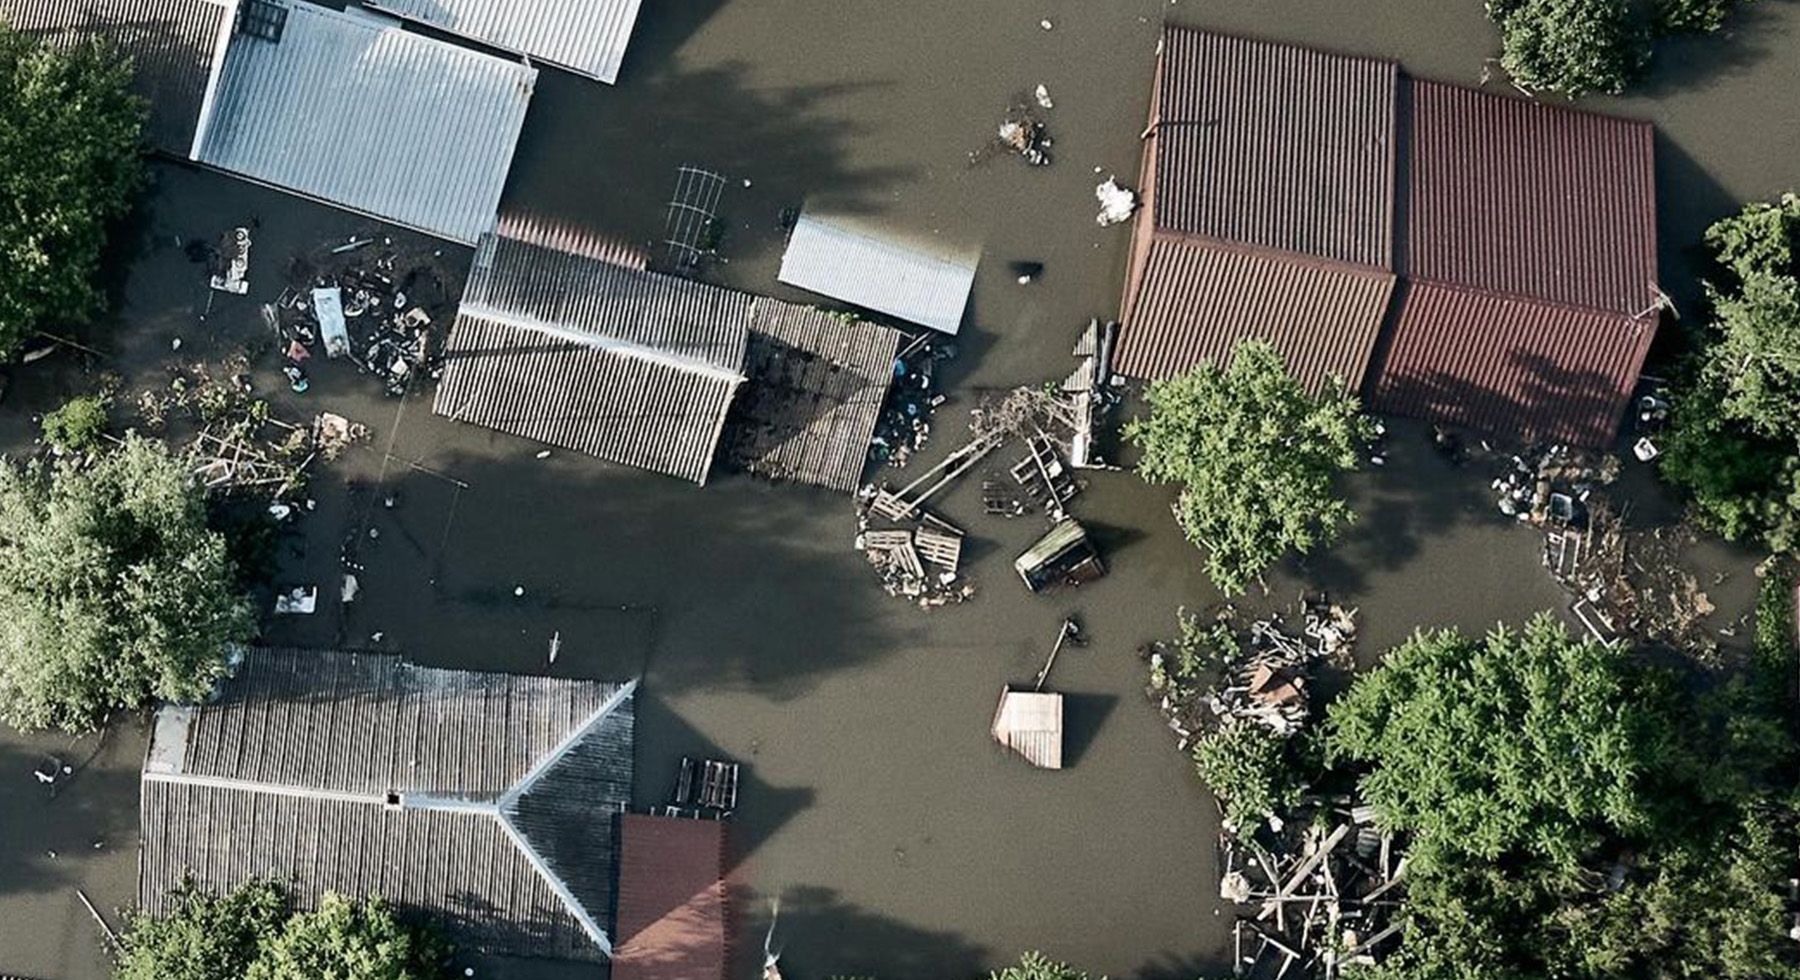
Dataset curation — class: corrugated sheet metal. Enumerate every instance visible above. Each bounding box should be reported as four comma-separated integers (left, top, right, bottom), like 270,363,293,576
991,690,1062,770
1153,27,1398,270
613,815,728,980
464,234,747,372
367,0,640,83
1114,234,1395,393
722,299,900,492
496,210,650,271
778,213,977,335
139,648,636,963
1370,282,1656,446
1405,81,1658,315
0,0,229,155
435,312,741,484
195,0,535,244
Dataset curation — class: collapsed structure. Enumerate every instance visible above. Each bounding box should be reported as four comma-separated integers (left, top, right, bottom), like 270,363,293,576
1120,27,1660,446
140,648,636,961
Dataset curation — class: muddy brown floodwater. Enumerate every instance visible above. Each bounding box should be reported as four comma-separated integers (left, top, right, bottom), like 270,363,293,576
1,0,1794,977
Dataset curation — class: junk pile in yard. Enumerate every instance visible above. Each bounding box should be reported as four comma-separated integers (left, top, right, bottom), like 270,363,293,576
264,235,457,396
1544,501,1717,655
869,332,955,468
207,226,253,295
1490,443,1619,524
1219,797,1408,980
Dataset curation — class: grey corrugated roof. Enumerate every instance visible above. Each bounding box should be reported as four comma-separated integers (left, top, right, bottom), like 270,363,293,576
194,0,534,244
140,648,636,962
0,0,230,155
433,234,750,484
723,300,901,492
778,212,977,335
366,0,640,83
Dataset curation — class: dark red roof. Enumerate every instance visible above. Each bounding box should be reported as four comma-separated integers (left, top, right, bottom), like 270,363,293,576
1115,234,1395,393
1404,81,1658,315
1370,282,1655,446
1153,28,1399,269
613,814,728,980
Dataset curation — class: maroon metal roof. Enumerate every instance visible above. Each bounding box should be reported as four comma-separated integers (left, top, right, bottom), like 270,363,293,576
1115,233,1395,393
1404,81,1658,315
1370,282,1656,446
1153,27,1399,270
613,814,728,980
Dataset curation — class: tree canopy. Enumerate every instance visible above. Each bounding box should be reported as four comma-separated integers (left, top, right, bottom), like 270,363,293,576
1484,0,1748,97
1661,193,1800,553
1126,340,1371,596
0,434,254,731
118,882,451,980
0,24,146,359
990,952,1093,980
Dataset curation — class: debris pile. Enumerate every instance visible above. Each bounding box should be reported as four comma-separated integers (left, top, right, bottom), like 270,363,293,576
1546,502,1716,653
266,236,456,395
972,100,1053,166
208,227,252,294
1491,443,1618,524
855,511,973,608
1095,178,1137,226
869,332,954,468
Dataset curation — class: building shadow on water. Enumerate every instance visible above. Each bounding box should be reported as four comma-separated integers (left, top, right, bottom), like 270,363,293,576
1631,0,1798,99
731,883,988,980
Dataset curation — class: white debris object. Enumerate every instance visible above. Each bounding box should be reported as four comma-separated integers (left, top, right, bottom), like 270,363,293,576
313,287,350,357
1034,84,1054,109
1040,18,1052,29
274,586,318,615
1095,177,1138,226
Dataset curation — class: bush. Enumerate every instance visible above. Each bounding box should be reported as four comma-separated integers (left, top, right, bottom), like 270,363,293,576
1484,0,1748,97
1193,720,1305,831
40,393,110,453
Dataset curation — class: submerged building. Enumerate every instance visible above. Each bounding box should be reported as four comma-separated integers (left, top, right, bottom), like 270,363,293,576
1120,27,1660,446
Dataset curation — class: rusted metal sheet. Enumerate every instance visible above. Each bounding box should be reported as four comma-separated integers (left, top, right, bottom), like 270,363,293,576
1115,235,1395,393
1152,27,1399,270
1370,282,1656,446
1404,81,1658,316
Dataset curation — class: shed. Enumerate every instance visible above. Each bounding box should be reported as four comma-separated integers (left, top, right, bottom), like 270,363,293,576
778,211,977,335
1117,28,1399,389
139,648,636,962
366,0,641,83
612,815,729,980
192,0,535,244
0,0,233,155
991,687,1063,770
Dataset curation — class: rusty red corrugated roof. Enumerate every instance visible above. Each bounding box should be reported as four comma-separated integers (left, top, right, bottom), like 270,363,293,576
1115,235,1395,394
1404,81,1658,315
1153,28,1399,270
1370,282,1656,446
613,814,729,980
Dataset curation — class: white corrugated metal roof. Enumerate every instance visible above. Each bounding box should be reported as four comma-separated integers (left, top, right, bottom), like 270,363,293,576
194,0,535,244
367,0,641,83
991,689,1063,770
778,212,978,335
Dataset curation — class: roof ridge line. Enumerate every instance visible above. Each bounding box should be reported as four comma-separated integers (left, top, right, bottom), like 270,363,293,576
1402,277,1660,325
458,304,747,384
500,679,638,808
495,807,616,955
142,769,388,806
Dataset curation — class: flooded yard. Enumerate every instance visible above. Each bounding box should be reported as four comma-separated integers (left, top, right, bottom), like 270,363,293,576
0,0,1794,977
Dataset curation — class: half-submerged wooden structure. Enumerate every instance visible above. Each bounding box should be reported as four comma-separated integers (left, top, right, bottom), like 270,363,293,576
990,688,1063,770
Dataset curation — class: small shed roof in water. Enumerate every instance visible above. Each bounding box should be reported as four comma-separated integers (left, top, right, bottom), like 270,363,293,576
193,0,535,244
139,648,636,962
778,212,978,335
991,687,1063,770
366,0,642,83
0,0,232,156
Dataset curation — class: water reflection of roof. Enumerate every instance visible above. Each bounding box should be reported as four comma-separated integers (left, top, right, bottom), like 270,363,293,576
140,647,635,963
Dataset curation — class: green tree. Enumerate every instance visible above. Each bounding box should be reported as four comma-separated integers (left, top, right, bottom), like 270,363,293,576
991,952,1093,980
0,434,254,731
1326,614,1657,873
246,893,448,980
117,880,287,980
41,392,111,453
1192,720,1304,831
1492,0,1650,97
0,25,146,359
1126,340,1371,596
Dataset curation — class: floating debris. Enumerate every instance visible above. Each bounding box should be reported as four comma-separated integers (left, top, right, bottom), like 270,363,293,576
1095,177,1137,226
1034,83,1054,109
209,227,252,294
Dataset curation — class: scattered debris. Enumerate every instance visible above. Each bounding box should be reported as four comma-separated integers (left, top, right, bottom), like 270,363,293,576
869,332,954,468
1034,83,1054,109
1546,502,1716,655
663,756,740,818
975,103,1053,166
856,508,975,607
1490,443,1618,524
209,227,252,294
1095,177,1137,226
274,586,318,615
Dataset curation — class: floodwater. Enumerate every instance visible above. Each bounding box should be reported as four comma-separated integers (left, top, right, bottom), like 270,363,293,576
1,0,1794,977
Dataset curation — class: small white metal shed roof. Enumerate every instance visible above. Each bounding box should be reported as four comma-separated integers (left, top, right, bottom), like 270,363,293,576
193,0,535,244
991,687,1063,770
366,0,642,83
778,212,977,335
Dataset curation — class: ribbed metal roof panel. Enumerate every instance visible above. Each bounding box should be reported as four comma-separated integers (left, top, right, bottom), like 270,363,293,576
195,0,534,244
778,212,977,335
1115,234,1395,394
0,0,228,155
464,233,747,373
1404,81,1658,315
1370,282,1656,446
1153,27,1398,270
613,815,728,980
434,312,740,484
367,0,640,83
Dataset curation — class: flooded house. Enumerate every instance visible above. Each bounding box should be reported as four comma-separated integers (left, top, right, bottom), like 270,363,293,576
1119,27,1660,446
139,648,637,961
